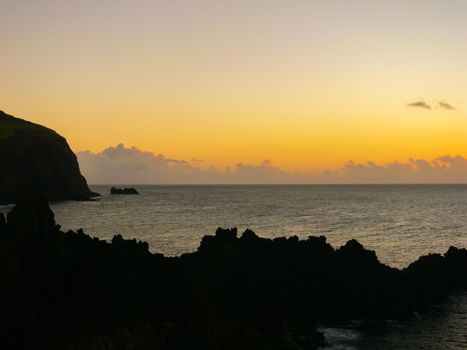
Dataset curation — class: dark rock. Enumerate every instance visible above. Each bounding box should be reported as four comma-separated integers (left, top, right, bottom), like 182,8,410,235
0,212,5,228
0,110,99,204
1,197,467,349
110,187,139,195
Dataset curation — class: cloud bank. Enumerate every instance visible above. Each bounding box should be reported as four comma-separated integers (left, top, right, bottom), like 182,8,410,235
322,156,467,183
77,144,467,184
77,144,291,184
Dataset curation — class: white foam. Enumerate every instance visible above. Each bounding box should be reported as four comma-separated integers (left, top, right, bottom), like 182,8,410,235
318,327,360,350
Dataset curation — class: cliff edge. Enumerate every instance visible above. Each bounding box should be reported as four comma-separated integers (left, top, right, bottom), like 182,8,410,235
0,110,98,204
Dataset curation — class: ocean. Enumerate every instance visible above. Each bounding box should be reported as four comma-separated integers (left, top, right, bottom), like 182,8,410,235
2,184,467,349
51,184,467,268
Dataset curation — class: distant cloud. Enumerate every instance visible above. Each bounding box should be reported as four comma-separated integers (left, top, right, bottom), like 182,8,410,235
232,159,291,183
407,100,458,111
77,144,291,184
407,101,432,110
322,156,467,183
77,144,467,184
438,101,456,111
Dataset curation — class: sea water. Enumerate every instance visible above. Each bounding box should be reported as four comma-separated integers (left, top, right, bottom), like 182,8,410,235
51,184,467,268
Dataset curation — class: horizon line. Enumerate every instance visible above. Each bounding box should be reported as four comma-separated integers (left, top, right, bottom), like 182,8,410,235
88,183,467,186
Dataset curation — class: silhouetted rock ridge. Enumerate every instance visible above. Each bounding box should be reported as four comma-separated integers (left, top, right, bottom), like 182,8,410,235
1,197,467,349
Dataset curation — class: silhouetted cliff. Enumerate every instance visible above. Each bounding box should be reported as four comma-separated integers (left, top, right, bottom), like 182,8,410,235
0,110,97,204
1,197,467,349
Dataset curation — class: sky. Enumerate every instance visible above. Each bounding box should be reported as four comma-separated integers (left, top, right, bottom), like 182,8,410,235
1,0,467,182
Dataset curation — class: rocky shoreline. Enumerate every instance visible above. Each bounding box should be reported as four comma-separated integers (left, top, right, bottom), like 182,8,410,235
1,197,466,350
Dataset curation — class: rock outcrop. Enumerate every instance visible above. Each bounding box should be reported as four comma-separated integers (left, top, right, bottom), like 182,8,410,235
0,110,98,204
1,197,467,349
110,187,139,195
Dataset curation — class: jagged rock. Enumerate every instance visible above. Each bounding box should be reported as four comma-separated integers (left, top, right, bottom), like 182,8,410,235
0,212,5,229
0,197,466,350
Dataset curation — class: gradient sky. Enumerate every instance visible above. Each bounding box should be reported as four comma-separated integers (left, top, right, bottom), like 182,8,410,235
1,0,466,174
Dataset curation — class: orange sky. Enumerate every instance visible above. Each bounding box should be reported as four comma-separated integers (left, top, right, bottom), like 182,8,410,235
1,0,466,173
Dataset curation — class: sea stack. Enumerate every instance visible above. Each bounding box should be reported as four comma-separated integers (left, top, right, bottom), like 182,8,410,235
0,110,98,204
110,187,139,195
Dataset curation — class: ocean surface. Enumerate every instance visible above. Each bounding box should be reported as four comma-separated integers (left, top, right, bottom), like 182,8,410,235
51,184,467,268
2,184,467,349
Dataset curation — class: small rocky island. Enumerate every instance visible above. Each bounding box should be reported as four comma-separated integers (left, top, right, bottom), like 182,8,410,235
1,196,466,350
0,110,98,204
110,187,139,195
